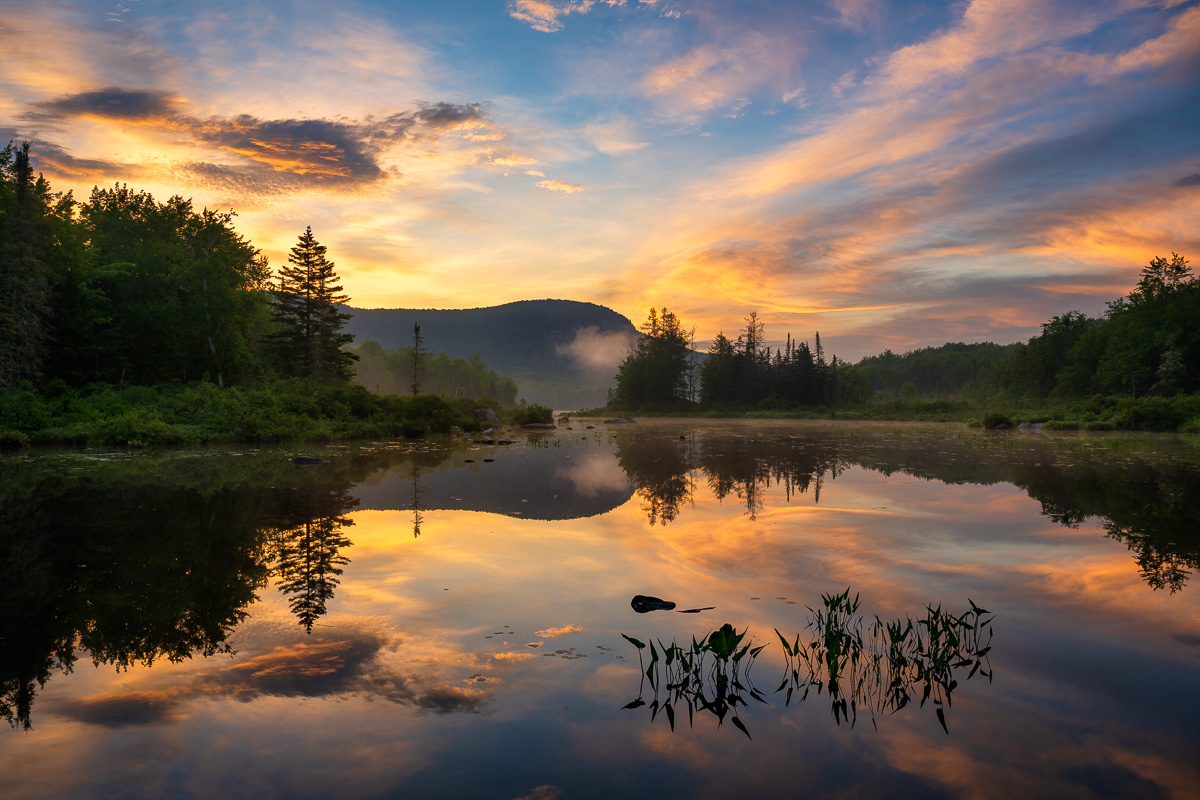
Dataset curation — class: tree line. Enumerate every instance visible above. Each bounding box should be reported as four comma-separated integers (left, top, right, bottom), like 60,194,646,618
610,253,1198,417
0,141,516,407
610,308,870,409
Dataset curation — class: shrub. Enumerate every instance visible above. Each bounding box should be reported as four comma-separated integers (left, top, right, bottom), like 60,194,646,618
982,411,1013,429
0,429,30,449
509,404,554,426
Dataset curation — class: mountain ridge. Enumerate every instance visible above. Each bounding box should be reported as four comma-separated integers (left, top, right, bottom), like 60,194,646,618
340,299,640,408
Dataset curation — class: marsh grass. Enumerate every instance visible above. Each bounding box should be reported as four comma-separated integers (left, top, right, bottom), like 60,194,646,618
621,590,994,737
775,589,994,733
621,625,767,739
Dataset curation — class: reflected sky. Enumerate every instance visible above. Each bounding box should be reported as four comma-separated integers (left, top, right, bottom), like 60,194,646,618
2,421,1198,799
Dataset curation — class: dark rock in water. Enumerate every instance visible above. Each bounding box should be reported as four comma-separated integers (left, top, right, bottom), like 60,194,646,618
586,425,595,429
483,458,495,463
464,459,475,463
289,456,328,465
631,595,676,613
521,423,556,429
604,417,636,424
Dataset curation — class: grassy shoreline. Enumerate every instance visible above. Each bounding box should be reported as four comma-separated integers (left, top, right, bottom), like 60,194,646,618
0,380,553,449
586,393,1200,433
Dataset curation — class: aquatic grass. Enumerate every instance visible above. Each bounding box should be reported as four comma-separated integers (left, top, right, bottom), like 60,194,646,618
622,590,994,737
622,625,766,739
774,591,994,733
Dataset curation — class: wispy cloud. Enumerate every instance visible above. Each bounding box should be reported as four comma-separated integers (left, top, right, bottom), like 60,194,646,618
507,0,600,33
536,178,584,193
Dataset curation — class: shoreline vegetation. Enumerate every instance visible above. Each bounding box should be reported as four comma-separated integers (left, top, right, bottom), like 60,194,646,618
0,379,556,449
594,254,1200,435
580,394,1200,434
0,141,549,449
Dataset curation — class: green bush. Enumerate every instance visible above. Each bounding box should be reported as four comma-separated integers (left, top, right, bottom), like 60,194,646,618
0,429,31,449
509,404,554,425
982,411,1014,429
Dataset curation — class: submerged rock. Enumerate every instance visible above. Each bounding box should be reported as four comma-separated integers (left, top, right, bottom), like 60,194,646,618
288,456,329,465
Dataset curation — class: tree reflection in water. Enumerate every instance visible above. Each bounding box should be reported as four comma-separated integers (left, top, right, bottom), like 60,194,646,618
616,427,1200,591
623,590,994,737
265,486,357,634
0,443,457,730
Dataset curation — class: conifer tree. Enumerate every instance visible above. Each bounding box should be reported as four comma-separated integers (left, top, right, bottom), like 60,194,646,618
269,227,357,383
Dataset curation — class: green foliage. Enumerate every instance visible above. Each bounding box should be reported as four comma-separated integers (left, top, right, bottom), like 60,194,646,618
509,403,554,425
267,226,357,384
982,411,1013,429
610,307,695,408
0,429,30,449
699,317,858,408
0,380,483,445
351,340,518,405
855,342,1019,398
992,254,1198,402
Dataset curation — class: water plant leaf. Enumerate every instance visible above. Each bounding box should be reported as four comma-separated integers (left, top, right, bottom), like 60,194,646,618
731,716,752,740
621,634,646,650
936,707,948,734
623,699,646,709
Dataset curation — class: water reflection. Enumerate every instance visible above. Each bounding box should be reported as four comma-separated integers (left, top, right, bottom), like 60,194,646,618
622,589,994,738
0,444,454,729
615,425,1200,591
2,422,1198,799
266,485,357,633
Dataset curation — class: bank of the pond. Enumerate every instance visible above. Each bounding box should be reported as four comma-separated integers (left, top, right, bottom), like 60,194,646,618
587,393,1200,433
0,380,554,448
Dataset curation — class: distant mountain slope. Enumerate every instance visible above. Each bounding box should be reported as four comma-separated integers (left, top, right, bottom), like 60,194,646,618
341,299,639,408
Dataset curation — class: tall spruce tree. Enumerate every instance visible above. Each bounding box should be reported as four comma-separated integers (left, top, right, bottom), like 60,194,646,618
269,227,357,383
0,142,53,387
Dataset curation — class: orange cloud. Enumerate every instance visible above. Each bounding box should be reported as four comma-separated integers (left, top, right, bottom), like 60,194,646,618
536,178,584,193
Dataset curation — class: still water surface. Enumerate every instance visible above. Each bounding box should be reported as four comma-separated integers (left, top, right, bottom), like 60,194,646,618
2,420,1198,799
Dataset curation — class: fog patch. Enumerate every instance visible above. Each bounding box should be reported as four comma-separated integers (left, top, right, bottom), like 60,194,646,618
557,326,638,373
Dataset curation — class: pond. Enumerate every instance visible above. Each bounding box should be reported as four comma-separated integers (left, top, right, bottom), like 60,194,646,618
2,420,1198,799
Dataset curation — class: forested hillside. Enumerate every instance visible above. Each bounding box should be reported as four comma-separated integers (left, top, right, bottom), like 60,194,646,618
342,300,638,408
854,342,1020,398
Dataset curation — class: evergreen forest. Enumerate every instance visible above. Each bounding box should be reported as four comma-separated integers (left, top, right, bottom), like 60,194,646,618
607,254,1200,432
0,142,527,446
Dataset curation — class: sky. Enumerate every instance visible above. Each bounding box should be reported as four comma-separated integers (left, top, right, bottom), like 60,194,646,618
1,0,1198,360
